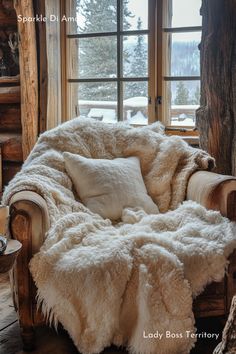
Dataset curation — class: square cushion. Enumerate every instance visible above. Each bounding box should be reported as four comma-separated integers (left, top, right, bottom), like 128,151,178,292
63,152,159,220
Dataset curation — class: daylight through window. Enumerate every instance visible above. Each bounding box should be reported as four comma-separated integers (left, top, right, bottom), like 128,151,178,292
65,0,149,125
162,0,202,127
64,0,202,128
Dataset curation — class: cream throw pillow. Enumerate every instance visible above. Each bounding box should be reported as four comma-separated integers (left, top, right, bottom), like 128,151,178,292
63,152,159,220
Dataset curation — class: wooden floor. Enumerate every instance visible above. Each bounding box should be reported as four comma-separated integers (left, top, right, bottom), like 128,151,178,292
0,273,222,354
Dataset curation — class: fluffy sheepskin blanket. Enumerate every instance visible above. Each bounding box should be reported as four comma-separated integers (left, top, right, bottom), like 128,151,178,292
2,118,236,354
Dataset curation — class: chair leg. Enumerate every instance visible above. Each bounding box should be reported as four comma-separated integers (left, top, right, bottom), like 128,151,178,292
21,326,36,351
11,211,36,351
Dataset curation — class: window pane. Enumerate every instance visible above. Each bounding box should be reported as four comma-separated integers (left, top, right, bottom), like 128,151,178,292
166,80,200,126
171,0,202,27
170,32,201,76
123,0,148,31
68,37,117,79
123,35,148,77
123,81,148,125
66,0,117,34
74,82,118,122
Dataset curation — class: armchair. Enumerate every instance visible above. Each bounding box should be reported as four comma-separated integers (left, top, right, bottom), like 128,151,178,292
8,170,236,350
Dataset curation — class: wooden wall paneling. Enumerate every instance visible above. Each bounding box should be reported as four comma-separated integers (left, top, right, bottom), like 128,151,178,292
33,0,48,134
45,0,62,129
0,75,19,84
0,104,21,131
196,0,236,175
0,133,23,161
0,1,23,191
14,0,38,161
0,86,20,103
0,0,17,27
2,161,21,185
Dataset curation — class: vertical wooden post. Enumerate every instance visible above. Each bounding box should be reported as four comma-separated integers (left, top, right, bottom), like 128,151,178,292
33,0,48,134
45,0,62,129
14,0,38,160
196,0,236,175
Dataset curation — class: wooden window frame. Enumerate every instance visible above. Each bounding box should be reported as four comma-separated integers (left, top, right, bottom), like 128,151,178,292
62,0,154,123
61,0,157,123
160,0,202,132
60,0,200,140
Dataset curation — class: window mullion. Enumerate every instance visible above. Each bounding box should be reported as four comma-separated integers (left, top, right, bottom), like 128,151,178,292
117,0,123,121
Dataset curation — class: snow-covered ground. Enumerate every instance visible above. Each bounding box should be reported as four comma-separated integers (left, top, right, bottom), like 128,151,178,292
79,99,197,126
128,111,148,125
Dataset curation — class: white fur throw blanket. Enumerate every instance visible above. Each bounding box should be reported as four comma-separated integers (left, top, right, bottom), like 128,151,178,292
2,118,236,354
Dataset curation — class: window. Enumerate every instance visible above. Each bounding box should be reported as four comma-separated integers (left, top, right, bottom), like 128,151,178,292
61,0,202,128
64,0,151,125
162,0,202,127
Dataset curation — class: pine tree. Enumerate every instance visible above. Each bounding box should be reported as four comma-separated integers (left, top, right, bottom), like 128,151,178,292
126,17,147,98
174,81,190,105
192,85,200,105
77,0,132,100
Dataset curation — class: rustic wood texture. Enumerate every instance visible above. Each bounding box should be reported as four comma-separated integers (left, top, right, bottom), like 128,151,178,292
0,2,16,27
0,14,15,25
0,132,22,161
196,0,236,175
14,0,38,160
2,161,21,185
0,205,8,234
0,104,21,131
0,239,22,273
44,0,62,129
33,0,48,134
0,86,20,103
0,74,20,85
0,1,23,193
11,210,35,350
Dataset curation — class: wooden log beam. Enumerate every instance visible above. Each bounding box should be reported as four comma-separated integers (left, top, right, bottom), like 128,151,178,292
0,104,21,131
2,161,21,185
33,0,48,133
0,74,20,85
0,133,23,161
14,0,38,160
196,0,236,175
0,1,17,26
0,86,20,104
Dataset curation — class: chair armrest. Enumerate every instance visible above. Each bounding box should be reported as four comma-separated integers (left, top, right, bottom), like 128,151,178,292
187,171,236,220
9,191,50,253
8,191,50,328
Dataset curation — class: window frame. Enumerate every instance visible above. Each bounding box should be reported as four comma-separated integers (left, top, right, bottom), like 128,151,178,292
60,0,201,135
62,0,153,123
161,0,202,129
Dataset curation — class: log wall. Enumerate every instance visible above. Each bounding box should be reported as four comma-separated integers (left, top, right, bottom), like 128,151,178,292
0,0,22,192
196,0,236,175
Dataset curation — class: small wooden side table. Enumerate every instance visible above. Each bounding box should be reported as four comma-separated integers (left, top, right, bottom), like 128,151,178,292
0,205,22,273
0,238,22,273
